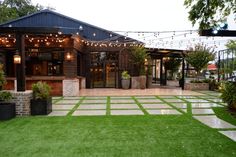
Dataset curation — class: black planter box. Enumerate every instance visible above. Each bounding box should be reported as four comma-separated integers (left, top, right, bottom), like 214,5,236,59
30,97,52,115
0,102,16,120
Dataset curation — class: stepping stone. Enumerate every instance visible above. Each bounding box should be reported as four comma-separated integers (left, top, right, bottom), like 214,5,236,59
219,131,236,142
137,99,162,103
164,99,185,103
158,96,176,99
73,110,106,116
207,98,223,103
141,103,172,109
135,96,157,99
85,97,107,99
110,97,132,99
110,99,135,103
199,95,217,99
171,103,187,108
191,103,222,108
82,99,107,103
63,97,81,100
111,104,139,109
177,96,197,99
111,110,144,115
193,115,236,129
56,100,80,104
192,109,215,114
146,109,182,115
78,104,106,109
52,105,75,110
48,111,69,116
187,99,210,103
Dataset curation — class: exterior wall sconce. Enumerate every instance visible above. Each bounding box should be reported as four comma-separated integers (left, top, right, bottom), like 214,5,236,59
13,52,21,64
65,52,73,61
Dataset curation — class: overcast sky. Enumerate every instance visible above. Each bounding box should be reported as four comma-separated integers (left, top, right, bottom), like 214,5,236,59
31,0,197,31
31,0,236,50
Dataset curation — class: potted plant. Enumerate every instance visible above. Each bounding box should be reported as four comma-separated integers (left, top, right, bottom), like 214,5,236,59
129,47,150,89
0,64,15,120
0,91,15,120
121,71,131,89
30,81,52,115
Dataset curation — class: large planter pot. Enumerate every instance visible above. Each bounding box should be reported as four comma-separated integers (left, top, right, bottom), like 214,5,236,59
139,75,146,89
0,102,15,120
121,79,130,89
30,97,52,115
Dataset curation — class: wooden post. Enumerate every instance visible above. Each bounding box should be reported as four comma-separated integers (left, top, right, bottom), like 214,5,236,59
15,33,26,91
160,57,163,85
181,57,185,90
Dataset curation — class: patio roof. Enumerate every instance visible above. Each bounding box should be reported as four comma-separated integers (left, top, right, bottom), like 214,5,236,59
0,9,141,44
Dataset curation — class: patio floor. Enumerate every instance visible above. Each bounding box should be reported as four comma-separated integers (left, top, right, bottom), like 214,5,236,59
78,88,204,96
49,90,236,142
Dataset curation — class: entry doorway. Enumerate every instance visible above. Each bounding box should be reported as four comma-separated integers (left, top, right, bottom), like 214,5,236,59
90,52,118,88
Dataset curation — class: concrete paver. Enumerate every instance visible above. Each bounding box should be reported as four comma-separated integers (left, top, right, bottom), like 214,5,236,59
111,110,144,115
219,131,236,142
147,109,182,115
73,110,106,116
193,115,236,129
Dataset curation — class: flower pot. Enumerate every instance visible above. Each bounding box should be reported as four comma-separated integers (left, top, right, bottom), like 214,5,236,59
121,79,130,89
30,97,52,115
0,102,15,120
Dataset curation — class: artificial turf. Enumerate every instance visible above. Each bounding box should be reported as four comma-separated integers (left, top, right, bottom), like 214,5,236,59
0,115,236,157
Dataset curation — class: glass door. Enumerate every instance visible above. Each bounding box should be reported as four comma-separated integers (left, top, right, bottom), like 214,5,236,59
90,52,118,88
105,62,117,88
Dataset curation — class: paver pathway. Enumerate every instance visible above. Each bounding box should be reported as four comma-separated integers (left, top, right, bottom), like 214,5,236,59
50,91,236,142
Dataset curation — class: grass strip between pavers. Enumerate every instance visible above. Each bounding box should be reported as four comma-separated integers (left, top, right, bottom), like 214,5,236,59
132,96,148,115
157,96,187,115
66,96,86,116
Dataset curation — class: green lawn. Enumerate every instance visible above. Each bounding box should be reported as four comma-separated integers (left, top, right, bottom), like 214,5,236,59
0,115,236,157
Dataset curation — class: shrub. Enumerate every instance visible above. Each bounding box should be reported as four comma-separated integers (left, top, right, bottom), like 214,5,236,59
32,81,51,100
220,81,236,110
0,91,12,102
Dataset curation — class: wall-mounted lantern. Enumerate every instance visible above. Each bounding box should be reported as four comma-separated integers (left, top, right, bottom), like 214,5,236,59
65,52,73,61
13,52,21,64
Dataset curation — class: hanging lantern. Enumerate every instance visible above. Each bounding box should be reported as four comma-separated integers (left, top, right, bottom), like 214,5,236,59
13,52,21,64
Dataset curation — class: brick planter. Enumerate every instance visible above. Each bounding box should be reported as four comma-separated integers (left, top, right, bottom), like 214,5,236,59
184,83,209,90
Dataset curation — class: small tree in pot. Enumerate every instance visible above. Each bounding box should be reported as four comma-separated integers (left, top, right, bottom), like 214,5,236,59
129,47,150,89
30,81,52,115
121,71,131,89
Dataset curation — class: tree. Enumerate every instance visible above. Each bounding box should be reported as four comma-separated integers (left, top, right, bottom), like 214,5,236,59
164,58,182,79
0,0,43,23
185,43,215,79
184,0,236,29
226,40,236,51
129,47,150,76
